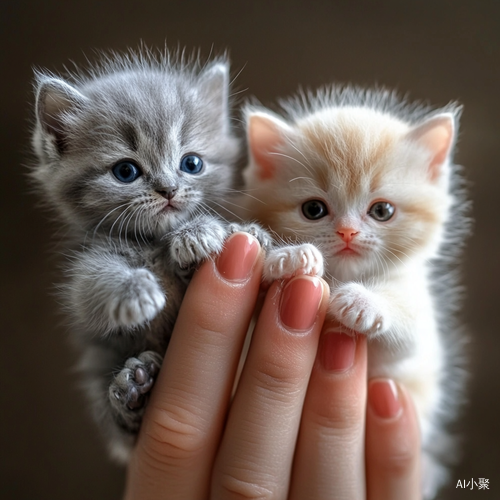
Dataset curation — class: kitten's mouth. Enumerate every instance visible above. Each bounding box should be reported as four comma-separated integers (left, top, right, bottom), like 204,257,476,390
336,246,360,257
160,201,180,213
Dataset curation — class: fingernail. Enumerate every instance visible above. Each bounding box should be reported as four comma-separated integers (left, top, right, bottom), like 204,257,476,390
279,276,323,332
216,232,260,281
319,331,356,372
368,379,402,419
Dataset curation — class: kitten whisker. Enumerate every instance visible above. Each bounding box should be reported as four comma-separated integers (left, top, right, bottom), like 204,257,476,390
230,117,246,126
226,186,266,194
198,201,230,224
269,152,314,177
384,247,409,269
229,62,247,87
205,200,243,222
229,88,249,98
118,207,133,247
109,203,134,243
225,188,268,205
122,204,143,248
287,139,313,168
117,204,139,248
288,176,317,185
375,251,389,281
215,198,251,211
133,205,144,248
93,201,135,241
391,242,417,253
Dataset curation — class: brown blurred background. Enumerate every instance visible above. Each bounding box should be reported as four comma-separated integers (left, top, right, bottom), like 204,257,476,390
1,1,498,499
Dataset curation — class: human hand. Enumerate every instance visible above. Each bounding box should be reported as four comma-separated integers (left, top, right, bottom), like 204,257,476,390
123,232,421,499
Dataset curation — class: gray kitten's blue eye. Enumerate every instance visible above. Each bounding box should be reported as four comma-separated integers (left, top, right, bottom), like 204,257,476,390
112,161,142,183
180,154,203,174
368,201,395,221
302,200,328,220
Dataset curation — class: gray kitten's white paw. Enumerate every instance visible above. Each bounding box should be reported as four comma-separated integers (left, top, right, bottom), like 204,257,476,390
329,282,390,336
170,218,227,268
107,269,165,328
228,222,273,250
263,244,324,282
109,351,163,432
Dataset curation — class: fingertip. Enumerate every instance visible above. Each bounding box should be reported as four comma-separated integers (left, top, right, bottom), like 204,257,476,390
368,378,402,420
215,232,262,282
279,275,324,332
318,331,356,372
288,323,367,499
366,380,421,499
319,318,368,374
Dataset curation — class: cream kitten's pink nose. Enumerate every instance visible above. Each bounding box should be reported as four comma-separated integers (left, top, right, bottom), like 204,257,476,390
337,228,359,242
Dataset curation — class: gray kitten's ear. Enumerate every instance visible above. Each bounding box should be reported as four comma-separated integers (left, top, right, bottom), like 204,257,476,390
36,78,87,152
198,63,229,120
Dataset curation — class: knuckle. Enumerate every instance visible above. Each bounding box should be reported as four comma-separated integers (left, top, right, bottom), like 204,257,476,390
310,392,365,432
141,405,206,465
189,310,232,348
253,358,305,403
217,468,275,500
376,439,418,476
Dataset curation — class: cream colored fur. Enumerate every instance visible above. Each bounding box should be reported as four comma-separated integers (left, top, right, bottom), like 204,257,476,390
240,89,467,499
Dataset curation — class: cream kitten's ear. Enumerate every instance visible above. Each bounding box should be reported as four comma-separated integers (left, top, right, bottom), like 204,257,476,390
407,113,456,181
246,111,293,180
36,78,87,152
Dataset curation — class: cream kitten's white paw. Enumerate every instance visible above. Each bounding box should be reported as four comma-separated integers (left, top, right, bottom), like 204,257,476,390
264,244,324,282
170,218,227,267
329,282,390,336
107,269,165,327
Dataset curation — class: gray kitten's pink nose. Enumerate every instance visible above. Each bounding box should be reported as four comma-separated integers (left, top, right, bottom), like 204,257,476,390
156,187,178,200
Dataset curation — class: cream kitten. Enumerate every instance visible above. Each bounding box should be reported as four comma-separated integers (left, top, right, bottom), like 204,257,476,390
242,87,469,499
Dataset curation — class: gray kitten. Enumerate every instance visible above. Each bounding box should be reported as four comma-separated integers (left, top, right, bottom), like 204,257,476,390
31,50,267,462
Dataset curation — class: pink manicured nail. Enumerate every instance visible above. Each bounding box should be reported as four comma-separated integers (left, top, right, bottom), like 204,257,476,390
320,331,356,372
216,232,260,281
279,276,323,332
368,379,402,419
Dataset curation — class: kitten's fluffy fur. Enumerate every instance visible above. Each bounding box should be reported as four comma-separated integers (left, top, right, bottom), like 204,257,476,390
31,49,266,462
242,87,469,499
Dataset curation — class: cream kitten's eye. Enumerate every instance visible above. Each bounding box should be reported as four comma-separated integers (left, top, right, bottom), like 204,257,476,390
302,200,328,220
368,201,395,221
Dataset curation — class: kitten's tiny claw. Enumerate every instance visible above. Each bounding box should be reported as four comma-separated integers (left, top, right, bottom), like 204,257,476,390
170,218,227,267
134,366,149,385
109,351,162,431
106,269,165,328
329,283,390,336
228,222,273,250
263,243,324,282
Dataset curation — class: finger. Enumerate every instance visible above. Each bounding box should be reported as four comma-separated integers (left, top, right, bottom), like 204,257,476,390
211,275,330,500
124,232,263,500
366,380,421,500
289,322,368,500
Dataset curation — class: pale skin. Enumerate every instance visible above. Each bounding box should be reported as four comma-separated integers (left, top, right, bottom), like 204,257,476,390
123,232,421,500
